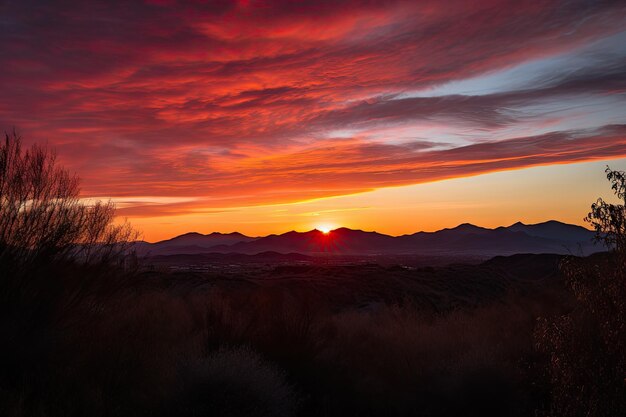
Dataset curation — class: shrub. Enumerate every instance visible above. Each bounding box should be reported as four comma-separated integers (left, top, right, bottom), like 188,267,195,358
0,132,139,416
0,131,136,269
172,346,300,417
536,167,626,416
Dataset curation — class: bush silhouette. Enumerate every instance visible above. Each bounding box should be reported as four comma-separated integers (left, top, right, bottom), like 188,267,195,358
0,131,136,270
536,167,626,417
0,131,139,414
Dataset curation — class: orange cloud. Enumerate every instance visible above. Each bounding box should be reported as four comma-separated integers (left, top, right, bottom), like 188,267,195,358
1,0,625,224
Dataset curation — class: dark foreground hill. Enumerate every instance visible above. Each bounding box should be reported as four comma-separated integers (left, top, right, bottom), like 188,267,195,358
135,220,599,257
150,252,571,312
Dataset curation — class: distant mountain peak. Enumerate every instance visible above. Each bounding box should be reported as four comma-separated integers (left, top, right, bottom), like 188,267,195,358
208,231,247,237
333,227,363,233
455,222,479,228
538,220,575,227
448,223,488,232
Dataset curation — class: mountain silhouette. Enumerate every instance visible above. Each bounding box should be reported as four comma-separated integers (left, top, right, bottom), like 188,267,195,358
134,221,600,257
134,231,257,255
506,220,593,242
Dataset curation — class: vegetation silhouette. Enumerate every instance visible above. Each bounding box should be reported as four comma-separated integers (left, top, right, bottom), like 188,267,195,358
0,132,138,416
1,134,624,417
0,131,136,268
536,167,626,417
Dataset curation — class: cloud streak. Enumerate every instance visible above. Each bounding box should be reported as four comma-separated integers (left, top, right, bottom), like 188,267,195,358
0,0,625,218
88,125,626,216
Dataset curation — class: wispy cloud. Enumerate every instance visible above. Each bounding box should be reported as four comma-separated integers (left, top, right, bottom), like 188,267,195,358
0,0,625,218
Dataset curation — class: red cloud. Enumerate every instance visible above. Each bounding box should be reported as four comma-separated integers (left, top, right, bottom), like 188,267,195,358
0,0,625,215
82,125,626,216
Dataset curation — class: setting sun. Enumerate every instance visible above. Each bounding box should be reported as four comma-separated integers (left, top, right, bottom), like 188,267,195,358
317,224,334,234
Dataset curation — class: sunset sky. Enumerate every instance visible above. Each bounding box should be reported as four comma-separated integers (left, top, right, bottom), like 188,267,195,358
1,0,626,241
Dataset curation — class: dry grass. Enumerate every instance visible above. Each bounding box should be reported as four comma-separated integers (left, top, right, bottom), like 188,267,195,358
0,257,580,417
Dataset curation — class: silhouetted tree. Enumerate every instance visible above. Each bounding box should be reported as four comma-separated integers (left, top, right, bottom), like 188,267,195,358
0,131,139,401
0,130,136,269
536,167,626,417
585,167,626,258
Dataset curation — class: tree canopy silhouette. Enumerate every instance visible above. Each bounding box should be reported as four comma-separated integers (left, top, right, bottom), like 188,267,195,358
0,131,136,269
585,167,626,256
536,166,626,417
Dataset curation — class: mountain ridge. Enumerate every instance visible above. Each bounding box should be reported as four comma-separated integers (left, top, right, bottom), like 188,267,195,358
134,220,599,257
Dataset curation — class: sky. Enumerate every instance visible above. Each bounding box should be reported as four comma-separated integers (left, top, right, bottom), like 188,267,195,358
1,0,625,241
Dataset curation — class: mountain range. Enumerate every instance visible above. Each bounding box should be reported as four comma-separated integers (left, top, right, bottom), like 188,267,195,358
133,220,601,257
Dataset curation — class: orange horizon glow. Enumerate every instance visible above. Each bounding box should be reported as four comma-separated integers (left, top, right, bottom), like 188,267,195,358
116,158,618,242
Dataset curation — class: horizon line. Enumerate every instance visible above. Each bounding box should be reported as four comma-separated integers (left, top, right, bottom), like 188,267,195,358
138,219,593,243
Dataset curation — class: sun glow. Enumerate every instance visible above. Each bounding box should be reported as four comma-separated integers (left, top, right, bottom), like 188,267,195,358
317,224,334,234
